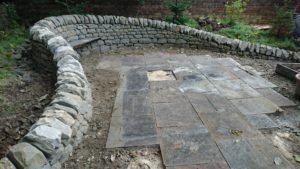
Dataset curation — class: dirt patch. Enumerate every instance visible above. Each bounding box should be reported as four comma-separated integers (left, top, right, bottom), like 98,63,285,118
0,55,54,158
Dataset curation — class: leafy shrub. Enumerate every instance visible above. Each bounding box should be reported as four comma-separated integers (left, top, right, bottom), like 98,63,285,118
224,0,249,25
165,15,198,28
271,0,294,37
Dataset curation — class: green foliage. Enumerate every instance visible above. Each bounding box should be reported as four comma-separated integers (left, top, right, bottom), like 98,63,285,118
271,0,294,37
55,0,88,14
224,0,248,25
164,0,192,21
218,22,297,51
165,15,198,28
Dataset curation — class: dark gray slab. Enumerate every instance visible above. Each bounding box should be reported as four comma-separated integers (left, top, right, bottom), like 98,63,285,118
211,79,262,99
144,52,170,66
154,102,201,127
123,90,153,117
257,88,296,107
165,162,229,169
126,68,149,91
230,97,281,115
218,138,295,169
199,111,262,141
149,80,181,90
198,66,238,81
229,67,277,89
159,124,225,167
215,58,241,67
186,93,217,114
150,87,187,103
123,115,158,147
205,93,240,113
246,114,279,130
121,54,146,66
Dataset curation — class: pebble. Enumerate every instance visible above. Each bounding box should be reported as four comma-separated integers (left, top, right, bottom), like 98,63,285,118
274,157,283,165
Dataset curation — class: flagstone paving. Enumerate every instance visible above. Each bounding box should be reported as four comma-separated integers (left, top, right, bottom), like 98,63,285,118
104,52,297,169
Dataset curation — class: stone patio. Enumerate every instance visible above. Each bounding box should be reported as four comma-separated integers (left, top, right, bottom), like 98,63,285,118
103,52,296,169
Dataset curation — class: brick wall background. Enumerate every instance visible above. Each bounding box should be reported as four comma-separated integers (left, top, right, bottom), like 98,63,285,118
12,0,298,25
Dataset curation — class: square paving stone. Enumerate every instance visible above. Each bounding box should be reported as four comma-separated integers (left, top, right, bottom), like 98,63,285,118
150,87,187,103
257,88,296,107
159,124,225,167
198,66,238,81
126,68,149,91
215,58,241,67
199,111,262,141
211,79,262,99
205,93,240,113
154,102,201,127
165,162,229,169
218,138,295,169
121,54,146,66
123,90,153,117
178,78,218,94
228,67,277,89
230,97,281,115
186,93,217,114
245,114,279,130
123,115,158,147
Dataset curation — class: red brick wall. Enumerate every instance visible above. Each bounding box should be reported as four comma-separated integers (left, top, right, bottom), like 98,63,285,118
13,0,298,25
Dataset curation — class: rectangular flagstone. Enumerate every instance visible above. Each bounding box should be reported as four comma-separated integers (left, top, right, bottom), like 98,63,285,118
245,114,279,130
121,54,146,66
126,68,149,91
218,138,295,169
205,93,240,113
198,66,238,81
178,78,218,94
144,52,170,66
106,116,124,148
199,111,262,141
165,54,191,67
154,102,201,127
215,57,241,67
150,88,187,103
186,93,217,114
188,55,220,68
230,97,281,115
123,115,158,147
159,124,225,167
211,79,262,99
256,88,296,107
123,90,153,117
165,162,229,169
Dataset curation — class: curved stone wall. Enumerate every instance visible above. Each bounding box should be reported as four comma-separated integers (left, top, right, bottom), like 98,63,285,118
1,15,300,169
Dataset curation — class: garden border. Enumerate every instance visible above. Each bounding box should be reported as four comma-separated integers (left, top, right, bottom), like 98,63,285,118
1,15,300,169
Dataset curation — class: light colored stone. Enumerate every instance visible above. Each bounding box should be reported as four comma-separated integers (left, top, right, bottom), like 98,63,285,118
42,109,76,126
0,157,16,169
8,143,49,169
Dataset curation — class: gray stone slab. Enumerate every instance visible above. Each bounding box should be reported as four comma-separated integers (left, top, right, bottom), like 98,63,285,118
126,68,149,91
165,54,191,67
215,57,241,67
229,67,277,89
211,79,262,99
149,80,181,90
123,115,158,147
165,162,229,169
218,138,295,169
178,78,218,94
150,87,187,103
205,93,240,113
154,102,201,127
173,67,200,81
159,124,224,167
246,114,279,130
144,52,170,66
199,111,262,141
198,66,238,81
188,55,220,68
106,116,123,148
230,97,281,115
122,54,146,66
186,93,217,114
257,88,296,107
123,90,153,117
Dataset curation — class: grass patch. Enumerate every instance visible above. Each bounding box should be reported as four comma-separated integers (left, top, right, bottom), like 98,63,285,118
217,22,298,51
0,25,27,80
165,15,198,28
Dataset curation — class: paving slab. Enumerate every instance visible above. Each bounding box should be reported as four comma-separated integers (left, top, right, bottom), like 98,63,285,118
178,78,218,94
245,114,279,130
215,58,241,67
106,116,123,148
123,90,153,117
198,66,238,81
218,138,295,169
165,162,229,169
230,97,281,115
144,52,170,66
205,93,240,113
211,79,262,99
257,88,296,107
199,111,262,141
154,102,201,127
228,67,277,88
186,93,217,114
159,124,225,167
126,68,149,91
188,55,220,68
121,54,146,66
123,115,158,147
173,67,201,81
150,87,187,103
165,54,191,67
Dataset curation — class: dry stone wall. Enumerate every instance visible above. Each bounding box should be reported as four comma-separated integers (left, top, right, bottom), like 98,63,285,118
1,14,300,169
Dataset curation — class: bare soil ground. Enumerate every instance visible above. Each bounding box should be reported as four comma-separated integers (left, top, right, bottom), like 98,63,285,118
63,46,300,169
0,56,54,158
